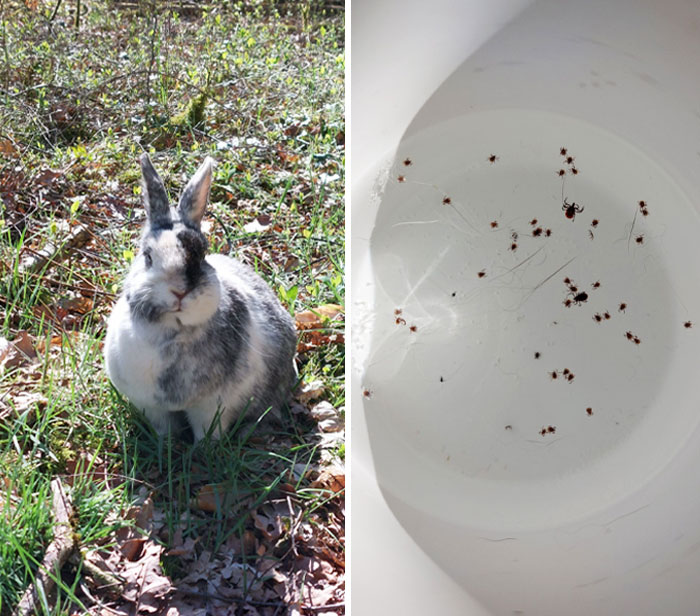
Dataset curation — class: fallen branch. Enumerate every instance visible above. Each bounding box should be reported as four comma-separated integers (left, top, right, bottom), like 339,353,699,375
12,479,75,616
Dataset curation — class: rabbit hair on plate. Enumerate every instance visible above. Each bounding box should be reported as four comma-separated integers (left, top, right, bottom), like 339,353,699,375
104,154,297,441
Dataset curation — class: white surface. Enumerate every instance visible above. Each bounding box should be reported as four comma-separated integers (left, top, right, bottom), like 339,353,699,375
350,1,532,614
352,0,700,614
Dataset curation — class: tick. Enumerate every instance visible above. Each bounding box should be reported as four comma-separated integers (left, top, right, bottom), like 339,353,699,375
565,156,575,165
570,167,579,175
511,243,518,251
586,407,593,416
563,298,573,308
625,331,634,340
571,291,589,305
409,325,417,333
604,311,611,320
592,281,601,289
591,219,599,227
478,270,486,278
534,351,541,359
398,175,406,183
619,303,627,312
562,368,570,375
550,370,558,380
557,169,566,177
685,321,693,328
363,389,372,399
488,154,499,163
443,196,452,205
511,231,519,240
490,221,499,228
635,235,644,244
563,198,584,220
638,200,647,209
567,373,575,382
403,158,412,166
395,317,406,325
545,228,552,237
560,147,568,156
641,208,649,216
533,227,543,237
547,425,556,433
593,313,603,323
530,218,538,226
394,308,402,315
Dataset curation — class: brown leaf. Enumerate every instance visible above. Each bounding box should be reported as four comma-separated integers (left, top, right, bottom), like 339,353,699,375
120,541,173,613
35,168,62,187
295,304,344,330
296,380,325,404
1,331,38,370
59,296,94,315
310,469,345,494
310,401,343,432
0,139,16,156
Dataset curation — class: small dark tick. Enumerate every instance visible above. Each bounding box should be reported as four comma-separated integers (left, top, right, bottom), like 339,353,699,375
619,303,627,312
685,321,693,328
488,154,499,163
398,175,406,183
443,196,452,205
478,270,486,278
586,407,593,416
403,158,412,166
563,198,584,220
490,221,499,228
635,235,644,244
534,352,541,359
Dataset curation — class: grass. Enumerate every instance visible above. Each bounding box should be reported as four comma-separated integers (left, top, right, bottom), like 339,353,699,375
0,0,344,612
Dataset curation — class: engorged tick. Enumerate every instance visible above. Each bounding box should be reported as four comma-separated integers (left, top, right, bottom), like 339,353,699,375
563,198,584,220
571,291,589,305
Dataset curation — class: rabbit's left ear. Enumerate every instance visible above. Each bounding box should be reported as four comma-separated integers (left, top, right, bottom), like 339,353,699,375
179,157,213,227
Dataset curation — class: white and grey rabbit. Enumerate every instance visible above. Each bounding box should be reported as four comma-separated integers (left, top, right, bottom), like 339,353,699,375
104,154,297,441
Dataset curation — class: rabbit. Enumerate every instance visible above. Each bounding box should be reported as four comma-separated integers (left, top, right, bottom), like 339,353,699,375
104,154,297,441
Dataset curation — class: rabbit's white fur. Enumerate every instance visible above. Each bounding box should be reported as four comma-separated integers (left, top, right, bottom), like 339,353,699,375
104,155,296,441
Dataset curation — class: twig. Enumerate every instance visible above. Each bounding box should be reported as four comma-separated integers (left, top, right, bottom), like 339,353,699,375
18,223,92,275
12,479,75,616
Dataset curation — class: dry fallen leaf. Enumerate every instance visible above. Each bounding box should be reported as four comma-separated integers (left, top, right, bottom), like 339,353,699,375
310,469,345,494
296,380,325,404
295,304,344,330
310,401,343,433
120,540,173,613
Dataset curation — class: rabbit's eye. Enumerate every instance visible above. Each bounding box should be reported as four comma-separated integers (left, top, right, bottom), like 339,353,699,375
144,251,153,268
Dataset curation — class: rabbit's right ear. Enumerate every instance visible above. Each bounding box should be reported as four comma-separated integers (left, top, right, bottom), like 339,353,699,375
140,153,172,227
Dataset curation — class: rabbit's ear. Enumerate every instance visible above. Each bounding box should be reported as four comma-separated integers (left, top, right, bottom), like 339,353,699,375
178,157,213,227
140,153,172,227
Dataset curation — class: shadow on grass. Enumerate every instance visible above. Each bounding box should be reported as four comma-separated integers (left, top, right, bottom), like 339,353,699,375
114,389,331,612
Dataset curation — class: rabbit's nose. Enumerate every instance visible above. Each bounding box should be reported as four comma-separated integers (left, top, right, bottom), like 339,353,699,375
172,290,189,301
